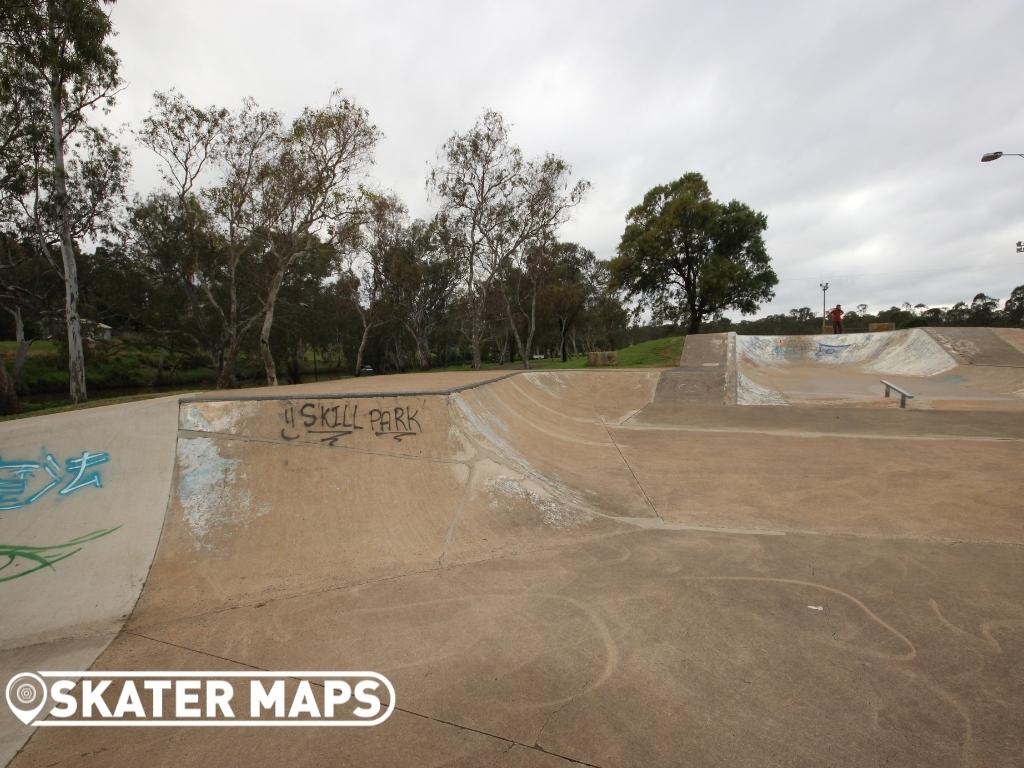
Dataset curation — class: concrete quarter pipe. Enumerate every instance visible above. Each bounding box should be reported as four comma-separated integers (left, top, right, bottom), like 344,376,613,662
1,331,1022,767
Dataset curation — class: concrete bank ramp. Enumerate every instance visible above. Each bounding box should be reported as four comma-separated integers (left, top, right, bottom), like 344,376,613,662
645,332,735,406
0,397,180,764
927,326,1024,366
735,327,1024,409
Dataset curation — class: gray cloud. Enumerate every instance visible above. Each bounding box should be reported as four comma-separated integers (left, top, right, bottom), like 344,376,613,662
105,0,1024,316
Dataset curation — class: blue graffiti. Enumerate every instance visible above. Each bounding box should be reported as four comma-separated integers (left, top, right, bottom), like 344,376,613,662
815,343,851,358
0,451,110,511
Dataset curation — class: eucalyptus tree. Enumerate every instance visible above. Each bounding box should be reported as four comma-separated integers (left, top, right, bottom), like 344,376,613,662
138,89,379,386
250,91,380,385
341,192,402,376
375,216,458,370
139,90,276,387
545,242,596,362
0,0,128,403
428,110,588,369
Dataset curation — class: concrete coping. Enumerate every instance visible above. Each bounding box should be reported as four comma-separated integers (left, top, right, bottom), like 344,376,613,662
178,367,668,404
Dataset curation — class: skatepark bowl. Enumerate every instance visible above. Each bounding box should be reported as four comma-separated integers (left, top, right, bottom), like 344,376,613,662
1,327,1022,767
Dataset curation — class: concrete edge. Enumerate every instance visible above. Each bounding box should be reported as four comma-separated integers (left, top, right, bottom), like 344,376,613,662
724,332,738,405
178,367,668,404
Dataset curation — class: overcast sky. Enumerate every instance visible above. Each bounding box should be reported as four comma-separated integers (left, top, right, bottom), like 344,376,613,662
103,0,1024,317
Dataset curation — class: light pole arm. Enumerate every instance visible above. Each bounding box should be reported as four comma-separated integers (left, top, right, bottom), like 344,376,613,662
981,151,1024,162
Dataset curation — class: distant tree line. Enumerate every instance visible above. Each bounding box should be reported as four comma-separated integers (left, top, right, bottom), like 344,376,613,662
704,289,1024,335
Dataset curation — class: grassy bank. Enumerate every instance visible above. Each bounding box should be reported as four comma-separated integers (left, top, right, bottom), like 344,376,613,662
615,336,684,367
434,336,685,372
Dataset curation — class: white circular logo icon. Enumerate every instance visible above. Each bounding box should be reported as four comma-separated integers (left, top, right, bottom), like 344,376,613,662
5,673,48,725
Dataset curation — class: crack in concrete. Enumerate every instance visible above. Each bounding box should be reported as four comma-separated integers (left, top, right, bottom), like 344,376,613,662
438,461,477,568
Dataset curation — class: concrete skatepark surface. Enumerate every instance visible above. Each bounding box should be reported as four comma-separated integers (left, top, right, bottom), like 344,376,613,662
1,328,1022,767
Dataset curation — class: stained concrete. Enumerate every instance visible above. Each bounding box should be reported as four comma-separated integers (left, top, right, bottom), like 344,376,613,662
3,331,1024,767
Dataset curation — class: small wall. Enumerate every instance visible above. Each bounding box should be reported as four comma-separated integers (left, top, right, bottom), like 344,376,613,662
587,351,618,366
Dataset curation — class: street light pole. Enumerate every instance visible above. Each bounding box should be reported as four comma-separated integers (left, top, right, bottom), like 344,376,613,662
819,282,829,322
981,152,1024,252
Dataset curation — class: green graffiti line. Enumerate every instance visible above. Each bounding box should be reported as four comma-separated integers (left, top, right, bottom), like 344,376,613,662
0,527,121,583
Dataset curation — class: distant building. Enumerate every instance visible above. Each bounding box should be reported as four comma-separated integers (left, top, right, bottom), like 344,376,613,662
43,318,113,342
82,320,112,342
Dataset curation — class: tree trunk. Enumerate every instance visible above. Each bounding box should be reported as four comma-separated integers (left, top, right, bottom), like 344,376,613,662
0,355,18,415
49,74,87,403
687,315,702,334
407,324,431,370
217,332,241,389
524,289,538,366
393,336,403,372
498,331,509,364
9,307,31,391
559,317,570,362
503,294,529,369
354,315,371,376
468,310,483,369
286,338,303,385
416,335,430,370
217,256,242,389
259,263,288,386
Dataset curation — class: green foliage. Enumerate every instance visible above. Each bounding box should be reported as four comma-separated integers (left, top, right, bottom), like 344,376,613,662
610,172,777,334
615,336,685,367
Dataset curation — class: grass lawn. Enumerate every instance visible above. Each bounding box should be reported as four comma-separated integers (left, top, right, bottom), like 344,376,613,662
434,336,685,372
434,356,588,372
616,336,685,367
0,340,58,356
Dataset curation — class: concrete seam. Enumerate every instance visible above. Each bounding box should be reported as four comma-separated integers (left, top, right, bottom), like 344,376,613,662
122,630,605,767
611,423,1024,443
598,416,663,523
438,459,477,568
393,708,605,768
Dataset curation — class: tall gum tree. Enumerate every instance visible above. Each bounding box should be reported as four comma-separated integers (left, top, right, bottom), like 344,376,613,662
0,0,125,403
138,89,378,387
139,91,277,387
428,110,588,369
253,91,380,385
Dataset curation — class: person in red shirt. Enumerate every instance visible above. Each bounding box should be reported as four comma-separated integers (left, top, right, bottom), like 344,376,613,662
830,304,844,334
